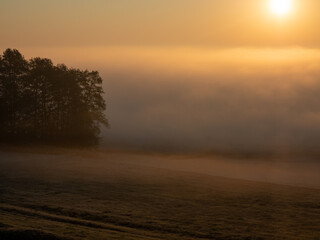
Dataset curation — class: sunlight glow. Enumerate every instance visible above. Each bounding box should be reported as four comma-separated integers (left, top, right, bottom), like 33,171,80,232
270,0,292,16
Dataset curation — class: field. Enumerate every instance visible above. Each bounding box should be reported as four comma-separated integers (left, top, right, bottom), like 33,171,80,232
0,148,320,240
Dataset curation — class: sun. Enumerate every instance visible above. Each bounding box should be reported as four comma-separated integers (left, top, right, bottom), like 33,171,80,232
270,0,292,16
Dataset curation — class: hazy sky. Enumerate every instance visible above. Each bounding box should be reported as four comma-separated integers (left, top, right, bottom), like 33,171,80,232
1,0,320,151
1,0,320,48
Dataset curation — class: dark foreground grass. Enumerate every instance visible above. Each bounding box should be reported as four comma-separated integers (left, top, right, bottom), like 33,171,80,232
0,150,319,240
0,229,71,240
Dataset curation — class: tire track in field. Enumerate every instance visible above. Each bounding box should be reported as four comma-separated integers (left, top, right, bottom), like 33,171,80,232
0,203,215,240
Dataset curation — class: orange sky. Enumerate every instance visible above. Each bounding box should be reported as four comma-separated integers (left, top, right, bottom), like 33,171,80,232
1,0,320,48
1,0,320,150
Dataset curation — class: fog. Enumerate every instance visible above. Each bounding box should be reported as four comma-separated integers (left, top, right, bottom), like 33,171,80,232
98,47,320,153
18,47,320,154
1,149,320,189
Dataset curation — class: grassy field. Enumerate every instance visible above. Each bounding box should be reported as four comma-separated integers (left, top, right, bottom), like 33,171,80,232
0,148,320,240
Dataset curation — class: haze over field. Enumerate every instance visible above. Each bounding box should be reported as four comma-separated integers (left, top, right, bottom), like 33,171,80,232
6,47,318,152
1,149,320,240
1,1,320,239
2,0,320,152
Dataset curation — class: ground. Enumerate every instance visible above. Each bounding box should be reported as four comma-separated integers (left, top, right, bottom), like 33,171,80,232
0,148,319,240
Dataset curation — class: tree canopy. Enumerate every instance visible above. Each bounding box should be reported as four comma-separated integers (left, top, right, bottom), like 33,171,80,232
0,49,108,145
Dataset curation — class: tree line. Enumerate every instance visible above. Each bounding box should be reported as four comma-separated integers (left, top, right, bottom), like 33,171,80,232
0,49,108,145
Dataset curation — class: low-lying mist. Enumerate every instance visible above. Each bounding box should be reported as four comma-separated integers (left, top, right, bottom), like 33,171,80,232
18,47,320,154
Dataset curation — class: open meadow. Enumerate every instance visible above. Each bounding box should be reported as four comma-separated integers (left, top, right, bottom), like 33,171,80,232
0,148,319,240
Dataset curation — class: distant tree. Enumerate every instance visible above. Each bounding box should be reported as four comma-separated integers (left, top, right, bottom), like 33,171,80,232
0,49,108,145
0,49,29,140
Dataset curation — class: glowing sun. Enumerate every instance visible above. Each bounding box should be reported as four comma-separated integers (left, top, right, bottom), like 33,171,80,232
270,0,292,16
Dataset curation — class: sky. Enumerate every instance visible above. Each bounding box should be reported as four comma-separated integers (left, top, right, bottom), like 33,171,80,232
1,0,320,152
1,0,320,48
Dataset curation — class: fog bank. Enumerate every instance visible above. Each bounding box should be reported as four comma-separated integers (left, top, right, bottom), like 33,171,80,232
17,47,320,153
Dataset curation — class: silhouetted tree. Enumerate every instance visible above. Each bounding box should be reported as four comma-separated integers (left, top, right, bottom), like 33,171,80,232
0,49,29,140
0,49,108,145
